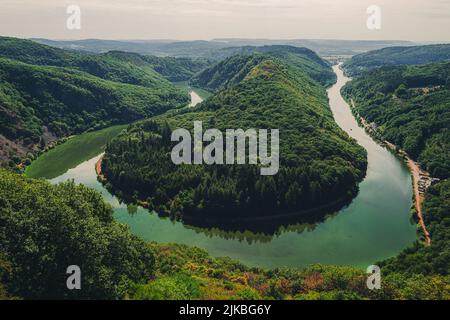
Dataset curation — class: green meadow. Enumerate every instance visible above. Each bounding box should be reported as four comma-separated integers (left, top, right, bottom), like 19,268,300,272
25,125,126,179
174,81,213,100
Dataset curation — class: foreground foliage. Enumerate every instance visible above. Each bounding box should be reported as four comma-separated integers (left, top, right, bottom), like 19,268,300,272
0,170,155,299
132,243,449,300
0,165,448,300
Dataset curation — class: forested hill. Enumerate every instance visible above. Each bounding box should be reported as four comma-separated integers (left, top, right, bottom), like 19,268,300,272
343,44,450,76
342,62,450,179
217,45,331,65
0,37,210,84
0,58,187,165
191,46,336,90
136,54,211,82
102,53,367,223
0,45,194,169
189,55,267,92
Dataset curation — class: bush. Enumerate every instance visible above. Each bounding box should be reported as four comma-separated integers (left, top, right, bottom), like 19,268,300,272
132,274,200,300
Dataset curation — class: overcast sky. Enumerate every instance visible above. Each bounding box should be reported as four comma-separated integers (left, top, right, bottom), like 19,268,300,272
1,0,450,41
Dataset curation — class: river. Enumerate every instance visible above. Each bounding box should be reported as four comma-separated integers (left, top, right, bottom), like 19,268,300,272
44,73,417,269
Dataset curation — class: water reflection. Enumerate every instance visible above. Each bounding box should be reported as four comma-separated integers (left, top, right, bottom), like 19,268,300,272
179,195,353,239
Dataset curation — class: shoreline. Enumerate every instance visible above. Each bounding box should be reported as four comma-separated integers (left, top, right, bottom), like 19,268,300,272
406,158,431,246
349,99,432,246
95,155,106,183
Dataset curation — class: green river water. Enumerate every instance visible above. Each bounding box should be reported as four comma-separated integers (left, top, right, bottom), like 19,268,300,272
30,67,418,269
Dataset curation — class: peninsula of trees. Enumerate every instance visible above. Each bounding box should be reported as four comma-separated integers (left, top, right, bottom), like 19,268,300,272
102,49,367,222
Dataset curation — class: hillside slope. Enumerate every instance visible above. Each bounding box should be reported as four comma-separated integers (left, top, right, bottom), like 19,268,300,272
191,45,336,89
0,169,155,299
0,57,187,167
0,37,204,169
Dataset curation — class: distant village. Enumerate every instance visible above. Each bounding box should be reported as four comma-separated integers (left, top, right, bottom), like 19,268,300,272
418,171,440,195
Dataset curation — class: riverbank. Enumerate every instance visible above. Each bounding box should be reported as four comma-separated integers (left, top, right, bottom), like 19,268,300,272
95,155,106,183
349,99,432,246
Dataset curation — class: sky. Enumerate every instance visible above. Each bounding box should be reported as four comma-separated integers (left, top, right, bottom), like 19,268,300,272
1,0,450,41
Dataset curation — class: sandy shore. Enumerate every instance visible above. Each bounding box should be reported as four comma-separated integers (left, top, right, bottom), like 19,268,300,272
407,159,431,246
95,155,106,182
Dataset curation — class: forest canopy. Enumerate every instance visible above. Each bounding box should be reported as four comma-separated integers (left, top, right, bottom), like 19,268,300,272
0,169,155,299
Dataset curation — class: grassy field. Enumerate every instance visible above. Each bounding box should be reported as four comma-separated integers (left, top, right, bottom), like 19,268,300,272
174,81,213,100
25,125,127,179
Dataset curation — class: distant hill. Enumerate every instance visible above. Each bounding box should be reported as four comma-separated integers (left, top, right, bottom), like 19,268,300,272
213,39,416,56
190,46,336,89
0,37,210,84
32,38,229,58
343,44,450,76
32,38,416,57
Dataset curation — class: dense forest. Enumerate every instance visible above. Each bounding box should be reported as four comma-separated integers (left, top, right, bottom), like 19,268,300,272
0,58,187,167
0,37,209,169
136,243,449,300
102,52,367,222
342,62,450,179
0,169,155,299
343,44,450,76
1,170,448,300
